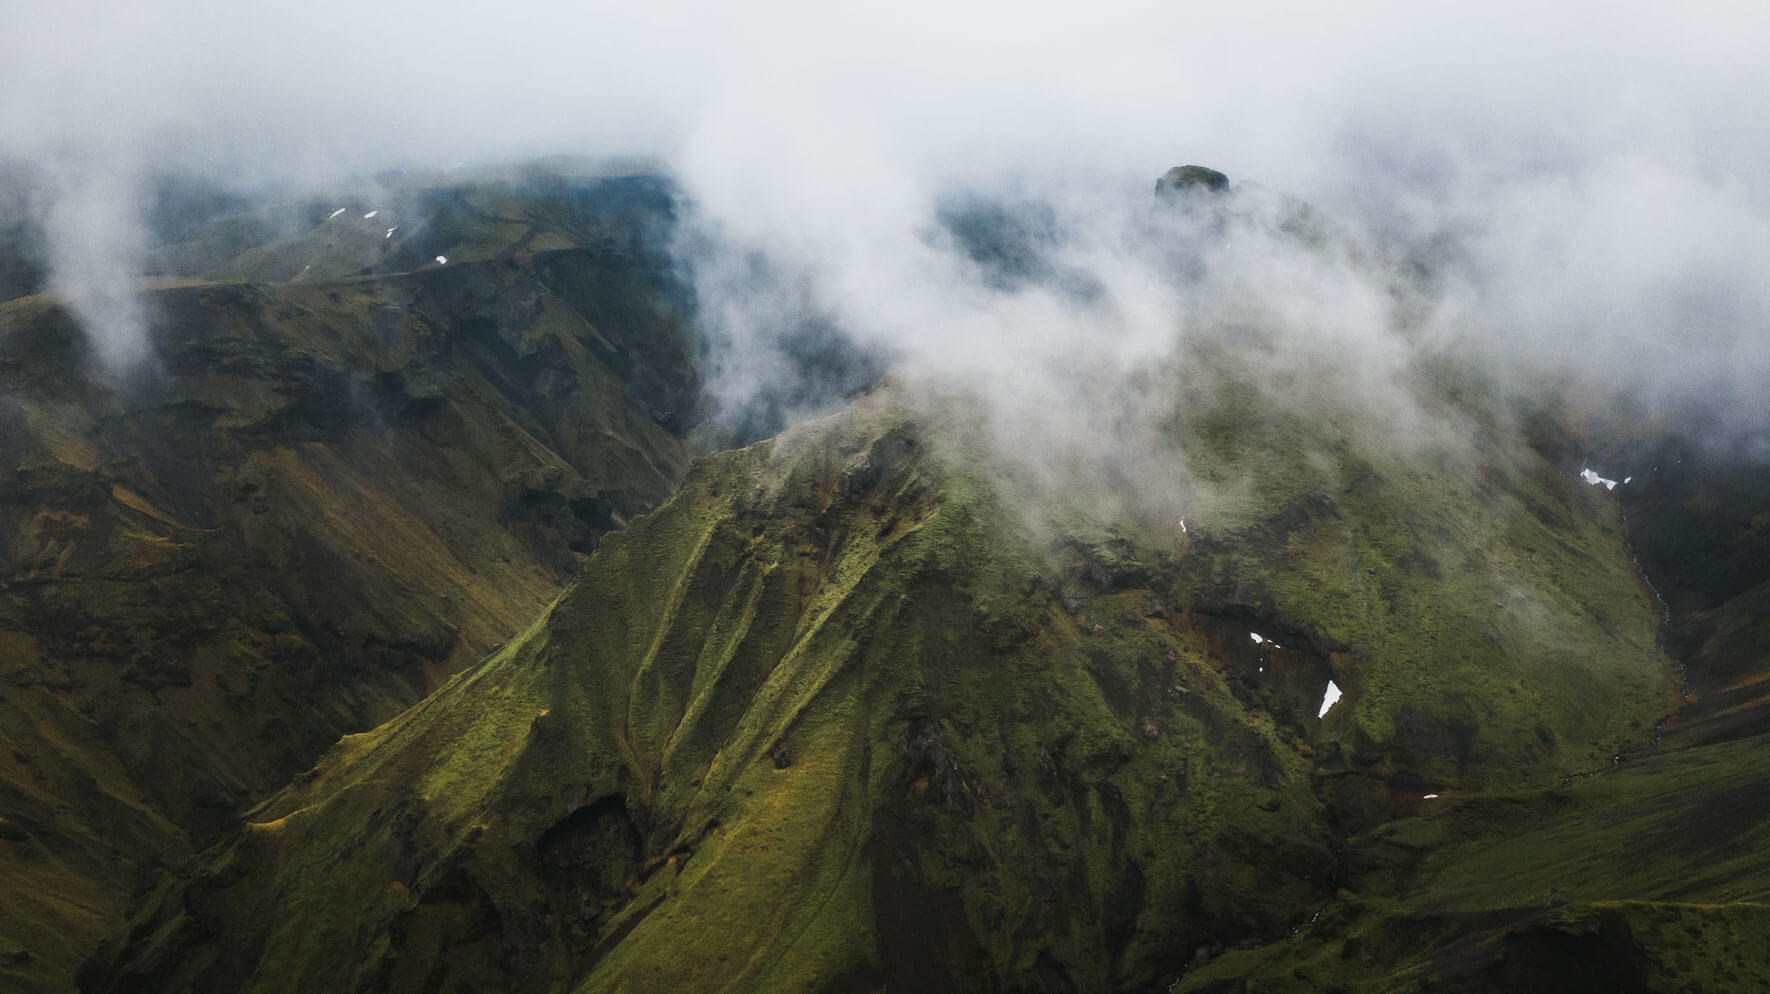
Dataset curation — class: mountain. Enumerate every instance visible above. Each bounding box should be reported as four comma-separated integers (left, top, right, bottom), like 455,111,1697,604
1170,421,1770,992
79,332,1683,991
0,167,697,993
8,162,1767,993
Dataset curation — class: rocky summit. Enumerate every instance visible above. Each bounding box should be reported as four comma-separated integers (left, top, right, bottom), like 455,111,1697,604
2,165,1768,994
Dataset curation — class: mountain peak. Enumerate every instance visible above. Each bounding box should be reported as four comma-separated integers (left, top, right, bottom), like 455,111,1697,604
1156,164,1231,198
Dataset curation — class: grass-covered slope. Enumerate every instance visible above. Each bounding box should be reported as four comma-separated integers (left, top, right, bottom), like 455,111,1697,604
0,170,695,993
83,371,1675,992
1173,723,1770,992
1169,416,1770,993
1168,356,1673,815
1609,434,1770,749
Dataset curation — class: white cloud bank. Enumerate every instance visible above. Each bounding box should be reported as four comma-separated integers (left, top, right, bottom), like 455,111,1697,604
2,1,1765,441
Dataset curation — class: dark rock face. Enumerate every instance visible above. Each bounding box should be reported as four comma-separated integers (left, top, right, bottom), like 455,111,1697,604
537,797,646,965
1156,165,1231,198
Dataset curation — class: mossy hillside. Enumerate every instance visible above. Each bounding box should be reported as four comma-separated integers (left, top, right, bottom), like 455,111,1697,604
1178,743,1770,967
87,395,1370,992
1585,430,1770,748
0,683,182,994
56,165,1755,993
84,346,1697,993
144,165,679,290
1662,578,1770,750
1164,346,1673,805
1168,630,1770,989
1181,797,1770,994
1176,897,1770,993
1385,732,1770,910
0,264,689,783
1156,383,1770,991
83,411,902,991
0,175,695,994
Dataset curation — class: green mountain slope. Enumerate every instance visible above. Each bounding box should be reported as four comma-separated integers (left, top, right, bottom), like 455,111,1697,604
0,170,695,993
1171,419,1770,993
82,361,1675,992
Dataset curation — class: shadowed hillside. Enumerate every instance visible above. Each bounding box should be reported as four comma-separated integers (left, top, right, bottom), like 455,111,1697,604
9,162,1767,994
0,168,697,993
80,356,1678,991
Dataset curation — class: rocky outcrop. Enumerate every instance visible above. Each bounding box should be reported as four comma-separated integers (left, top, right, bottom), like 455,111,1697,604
1156,165,1231,199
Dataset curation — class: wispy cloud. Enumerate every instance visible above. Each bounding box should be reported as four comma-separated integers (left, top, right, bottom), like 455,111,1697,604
1,0,1763,449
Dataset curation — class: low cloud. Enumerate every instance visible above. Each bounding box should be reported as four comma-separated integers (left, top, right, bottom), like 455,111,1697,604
38,148,154,371
2,1,1764,457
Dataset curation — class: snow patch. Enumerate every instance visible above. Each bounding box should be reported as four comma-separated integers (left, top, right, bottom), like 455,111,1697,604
385,226,398,239
1317,680,1342,718
435,255,447,265
1423,793,1439,800
327,207,347,220
1580,467,1619,490
1249,632,1264,644
1178,518,1187,534
363,210,379,219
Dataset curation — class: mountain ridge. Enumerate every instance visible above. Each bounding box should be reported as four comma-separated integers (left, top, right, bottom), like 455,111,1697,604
3,162,1763,993
79,350,1681,990
0,171,698,994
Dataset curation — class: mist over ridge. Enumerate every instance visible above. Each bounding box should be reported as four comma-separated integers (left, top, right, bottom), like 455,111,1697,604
9,8,1770,991
4,1,1767,452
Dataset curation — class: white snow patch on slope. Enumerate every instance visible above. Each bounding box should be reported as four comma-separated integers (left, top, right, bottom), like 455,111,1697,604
1318,680,1342,718
1580,467,1619,490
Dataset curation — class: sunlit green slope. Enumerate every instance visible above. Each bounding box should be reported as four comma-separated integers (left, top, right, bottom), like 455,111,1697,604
84,365,1675,992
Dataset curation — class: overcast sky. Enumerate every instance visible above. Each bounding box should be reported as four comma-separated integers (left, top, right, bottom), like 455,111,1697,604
4,1,1768,447
7,3,1764,186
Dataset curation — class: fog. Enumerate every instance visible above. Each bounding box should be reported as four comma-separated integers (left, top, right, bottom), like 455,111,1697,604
5,1,1767,482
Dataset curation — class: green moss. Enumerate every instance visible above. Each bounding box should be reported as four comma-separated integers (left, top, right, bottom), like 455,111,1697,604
2,171,698,994
1165,346,1672,799
86,394,1348,991
81,353,1690,993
